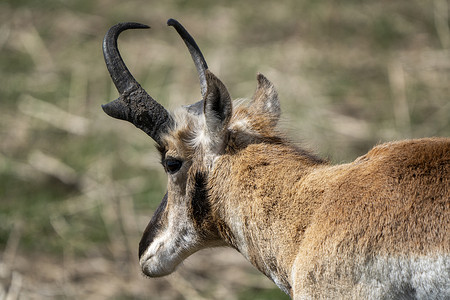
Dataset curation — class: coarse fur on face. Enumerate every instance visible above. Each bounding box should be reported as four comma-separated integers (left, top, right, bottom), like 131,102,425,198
138,71,289,275
102,21,449,299
137,71,449,298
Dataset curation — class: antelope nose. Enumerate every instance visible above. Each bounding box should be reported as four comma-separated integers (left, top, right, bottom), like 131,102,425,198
138,193,168,259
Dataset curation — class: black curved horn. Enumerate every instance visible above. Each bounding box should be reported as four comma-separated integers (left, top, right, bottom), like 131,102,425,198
102,22,173,145
103,22,148,94
167,18,208,99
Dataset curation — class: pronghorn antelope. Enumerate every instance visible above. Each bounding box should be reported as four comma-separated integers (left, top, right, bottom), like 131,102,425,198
102,19,450,299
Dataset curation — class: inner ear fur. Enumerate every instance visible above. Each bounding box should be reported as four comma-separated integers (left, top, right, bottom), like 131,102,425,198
203,70,232,134
250,73,280,126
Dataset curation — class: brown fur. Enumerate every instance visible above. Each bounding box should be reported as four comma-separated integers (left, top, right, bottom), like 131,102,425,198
208,137,449,297
137,72,449,298
103,22,449,297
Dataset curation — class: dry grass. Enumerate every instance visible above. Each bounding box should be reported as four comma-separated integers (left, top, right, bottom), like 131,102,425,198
0,0,449,299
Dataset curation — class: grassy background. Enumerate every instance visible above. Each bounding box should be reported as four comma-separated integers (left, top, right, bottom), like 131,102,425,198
1,0,449,299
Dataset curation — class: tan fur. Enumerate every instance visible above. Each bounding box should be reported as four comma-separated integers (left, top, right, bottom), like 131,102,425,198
137,72,449,299
208,137,449,297
103,22,449,298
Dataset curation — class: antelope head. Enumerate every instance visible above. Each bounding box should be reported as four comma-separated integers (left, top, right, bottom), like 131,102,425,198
102,19,280,277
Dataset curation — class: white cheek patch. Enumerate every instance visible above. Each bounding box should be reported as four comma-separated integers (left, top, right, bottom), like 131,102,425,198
139,206,200,276
139,226,172,266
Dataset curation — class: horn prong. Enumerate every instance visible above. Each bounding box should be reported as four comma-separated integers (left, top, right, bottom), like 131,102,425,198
102,22,172,144
101,98,130,121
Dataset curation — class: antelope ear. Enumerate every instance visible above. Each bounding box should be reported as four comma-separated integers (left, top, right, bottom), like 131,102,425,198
250,73,280,125
203,70,232,134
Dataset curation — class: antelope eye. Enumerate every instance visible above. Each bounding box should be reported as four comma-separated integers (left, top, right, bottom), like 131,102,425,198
165,159,182,174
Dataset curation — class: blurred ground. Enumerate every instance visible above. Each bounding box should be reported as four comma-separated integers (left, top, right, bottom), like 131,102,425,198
0,0,449,299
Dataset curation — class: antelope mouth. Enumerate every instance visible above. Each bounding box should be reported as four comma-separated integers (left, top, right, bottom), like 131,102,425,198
140,254,165,278
140,257,177,278
139,243,175,278
139,255,156,277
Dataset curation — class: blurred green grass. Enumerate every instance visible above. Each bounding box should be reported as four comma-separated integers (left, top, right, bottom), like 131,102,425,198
0,0,449,299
